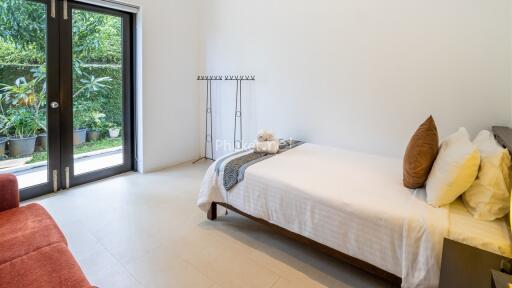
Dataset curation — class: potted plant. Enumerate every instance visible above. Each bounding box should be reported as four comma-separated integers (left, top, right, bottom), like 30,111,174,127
72,101,90,145
72,75,111,145
0,137,7,159
3,108,39,157
85,112,105,142
0,116,8,158
107,122,121,138
72,115,88,146
35,132,47,152
0,74,46,157
35,111,47,152
87,129,101,142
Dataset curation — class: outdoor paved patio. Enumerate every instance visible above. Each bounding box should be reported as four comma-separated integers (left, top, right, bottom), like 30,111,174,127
0,147,123,189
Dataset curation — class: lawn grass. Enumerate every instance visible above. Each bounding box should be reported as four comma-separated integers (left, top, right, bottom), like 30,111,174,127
27,137,122,164
27,151,48,164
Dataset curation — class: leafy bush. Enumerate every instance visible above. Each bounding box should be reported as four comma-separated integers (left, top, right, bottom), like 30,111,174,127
79,65,122,127
0,66,47,138
0,64,123,130
0,0,124,140
0,64,39,88
2,107,41,138
72,10,122,64
85,112,106,130
0,0,122,65
72,72,112,129
0,0,46,53
0,40,44,65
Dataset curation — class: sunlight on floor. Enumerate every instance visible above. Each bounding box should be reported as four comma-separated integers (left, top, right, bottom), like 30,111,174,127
12,149,123,189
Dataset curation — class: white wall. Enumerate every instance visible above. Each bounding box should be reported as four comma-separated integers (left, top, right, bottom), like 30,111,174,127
200,0,512,158
120,0,201,172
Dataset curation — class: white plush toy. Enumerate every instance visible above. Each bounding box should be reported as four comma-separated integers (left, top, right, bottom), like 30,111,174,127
255,130,279,154
257,130,276,142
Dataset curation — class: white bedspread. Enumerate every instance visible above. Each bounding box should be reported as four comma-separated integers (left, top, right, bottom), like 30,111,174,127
448,199,512,258
198,144,450,287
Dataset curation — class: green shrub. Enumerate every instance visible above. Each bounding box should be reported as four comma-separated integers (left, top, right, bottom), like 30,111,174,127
0,64,38,87
2,107,41,138
0,40,44,65
80,65,123,127
0,1,122,65
0,0,124,153
0,64,123,131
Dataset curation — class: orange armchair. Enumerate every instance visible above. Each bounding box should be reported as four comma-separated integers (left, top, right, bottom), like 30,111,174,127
0,174,93,288
0,174,19,212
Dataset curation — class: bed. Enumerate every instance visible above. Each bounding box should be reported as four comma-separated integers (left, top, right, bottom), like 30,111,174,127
448,199,511,258
198,143,512,288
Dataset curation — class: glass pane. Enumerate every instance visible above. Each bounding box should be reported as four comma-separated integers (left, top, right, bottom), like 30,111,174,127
72,9,123,175
0,0,49,189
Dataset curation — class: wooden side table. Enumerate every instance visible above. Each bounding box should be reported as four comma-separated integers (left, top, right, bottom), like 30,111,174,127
439,239,509,287
493,126,512,154
491,269,512,288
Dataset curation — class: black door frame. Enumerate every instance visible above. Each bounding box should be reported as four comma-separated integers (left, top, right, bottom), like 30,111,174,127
20,0,136,200
21,0,62,200
59,0,135,188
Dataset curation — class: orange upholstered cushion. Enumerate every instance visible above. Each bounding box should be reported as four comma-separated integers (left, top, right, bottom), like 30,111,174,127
0,174,19,212
0,203,66,265
0,243,92,288
403,116,439,188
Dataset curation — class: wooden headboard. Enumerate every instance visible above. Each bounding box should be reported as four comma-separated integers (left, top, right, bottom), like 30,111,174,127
492,126,512,154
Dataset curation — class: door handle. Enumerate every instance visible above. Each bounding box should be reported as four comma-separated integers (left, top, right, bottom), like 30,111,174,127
50,101,59,109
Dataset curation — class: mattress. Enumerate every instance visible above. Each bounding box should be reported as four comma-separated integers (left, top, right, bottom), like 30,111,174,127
448,199,512,258
199,143,449,287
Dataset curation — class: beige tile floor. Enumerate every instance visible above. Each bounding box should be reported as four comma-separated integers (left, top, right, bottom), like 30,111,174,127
26,162,394,288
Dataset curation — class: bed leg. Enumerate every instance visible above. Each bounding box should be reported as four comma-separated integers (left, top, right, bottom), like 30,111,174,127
207,202,217,221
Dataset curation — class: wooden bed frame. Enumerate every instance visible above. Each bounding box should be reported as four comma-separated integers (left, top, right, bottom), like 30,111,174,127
207,202,402,286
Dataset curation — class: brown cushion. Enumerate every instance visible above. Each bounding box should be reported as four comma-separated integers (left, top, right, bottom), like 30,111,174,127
403,116,439,188
0,203,67,265
0,243,92,288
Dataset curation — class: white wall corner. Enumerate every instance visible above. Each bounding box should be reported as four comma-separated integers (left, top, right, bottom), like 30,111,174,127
135,6,144,172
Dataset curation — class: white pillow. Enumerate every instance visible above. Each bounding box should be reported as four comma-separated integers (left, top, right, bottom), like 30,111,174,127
473,130,502,156
426,128,480,207
462,130,511,220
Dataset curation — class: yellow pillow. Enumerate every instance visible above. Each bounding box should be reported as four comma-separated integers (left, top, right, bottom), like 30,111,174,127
426,128,480,207
462,149,511,220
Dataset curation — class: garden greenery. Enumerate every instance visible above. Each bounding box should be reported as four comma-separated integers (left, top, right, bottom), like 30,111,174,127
0,0,123,139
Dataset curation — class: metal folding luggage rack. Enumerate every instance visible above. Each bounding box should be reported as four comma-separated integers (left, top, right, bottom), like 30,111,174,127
194,75,256,164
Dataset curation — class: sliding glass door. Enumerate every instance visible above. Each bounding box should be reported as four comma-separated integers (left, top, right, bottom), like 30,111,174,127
0,0,134,200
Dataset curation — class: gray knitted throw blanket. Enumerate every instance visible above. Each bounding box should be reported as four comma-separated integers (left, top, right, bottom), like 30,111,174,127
223,139,303,191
